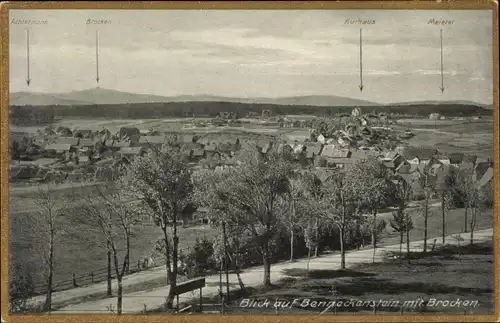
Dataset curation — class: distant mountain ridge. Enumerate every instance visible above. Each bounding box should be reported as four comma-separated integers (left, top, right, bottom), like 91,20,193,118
10,87,490,108
392,100,493,109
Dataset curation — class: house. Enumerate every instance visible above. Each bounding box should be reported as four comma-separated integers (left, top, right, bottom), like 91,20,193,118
257,140,273,155
138,136,165,148
303,143,323,160
73,129,93,138
204,143,218,157
119,127,140,140
320,145,352,167
118,146,144,158
351,107,362,117
54,137,79,147
78,138,96,149
181,135,195,144
55,126,72,137
402,147,437,164
396,163,411,174
217,142,234,155
435,155,451,165
429,113,441,120
44,143,72,156
190,148,206,161
448,153,464,166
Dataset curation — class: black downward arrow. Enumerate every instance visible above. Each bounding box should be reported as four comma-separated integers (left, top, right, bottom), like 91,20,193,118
96,29,100,84
439,29,445,93
26,29,31,86
359,28,364,92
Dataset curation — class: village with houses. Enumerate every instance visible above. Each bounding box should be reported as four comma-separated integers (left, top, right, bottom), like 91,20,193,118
9,106,494,199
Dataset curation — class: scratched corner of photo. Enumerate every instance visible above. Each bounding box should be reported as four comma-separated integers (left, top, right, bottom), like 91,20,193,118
2,2,498,320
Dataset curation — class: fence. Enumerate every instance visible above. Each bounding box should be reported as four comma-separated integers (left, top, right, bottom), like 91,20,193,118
31,256,154,296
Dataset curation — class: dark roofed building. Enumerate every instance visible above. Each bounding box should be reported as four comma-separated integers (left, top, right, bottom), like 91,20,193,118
44,143,73,155
449,153,465,165
78,139,95,148
402,147,438,163
73,129,93,138
55,137,79,146
119,127,140,139
191,148,206,161
304,143,323,159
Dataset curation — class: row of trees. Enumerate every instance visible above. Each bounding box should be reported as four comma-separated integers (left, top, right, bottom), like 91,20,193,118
10,136,493,314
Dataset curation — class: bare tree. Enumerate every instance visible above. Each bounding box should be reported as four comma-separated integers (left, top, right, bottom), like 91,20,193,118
418,165,438,253
69,177,141,315
321,169,356,269
19,184,67,312
280,173,310,262
405,212,414,264
348,158,392,263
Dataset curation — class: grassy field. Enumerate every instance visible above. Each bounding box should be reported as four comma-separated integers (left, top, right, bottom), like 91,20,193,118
394,119,493,159
200,240,493,315
10,210,219,293
11,118,288,137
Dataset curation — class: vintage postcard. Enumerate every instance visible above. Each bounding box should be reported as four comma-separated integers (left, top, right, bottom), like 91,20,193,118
1,1,498,322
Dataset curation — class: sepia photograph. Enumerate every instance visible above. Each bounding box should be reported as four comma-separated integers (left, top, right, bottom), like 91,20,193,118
2,1,498,320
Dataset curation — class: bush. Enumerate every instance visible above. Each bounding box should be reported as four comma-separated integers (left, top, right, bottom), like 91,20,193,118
179,237,216,278
10,263,35,313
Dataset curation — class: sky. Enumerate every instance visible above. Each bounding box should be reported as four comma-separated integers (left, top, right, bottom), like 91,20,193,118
9,9,494,104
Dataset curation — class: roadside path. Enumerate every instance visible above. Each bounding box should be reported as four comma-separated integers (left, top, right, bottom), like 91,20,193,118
51,228,493,314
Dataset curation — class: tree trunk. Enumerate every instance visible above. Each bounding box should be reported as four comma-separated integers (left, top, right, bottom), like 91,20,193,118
107,241,112,296
166,212,180,310
372,211,377,263
306,244,311,277
406,226,410,264
290,228,294,262
399,231,403,260
116,277,123,315
44,230,55,312
234,239,246,292
441,193,446,244
314,219,319,257
470,207,476,245
262,243,272,286
222,223,230,303
423,190,429,253
162,224,174,309
464,206,468,232
340,226,346,269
